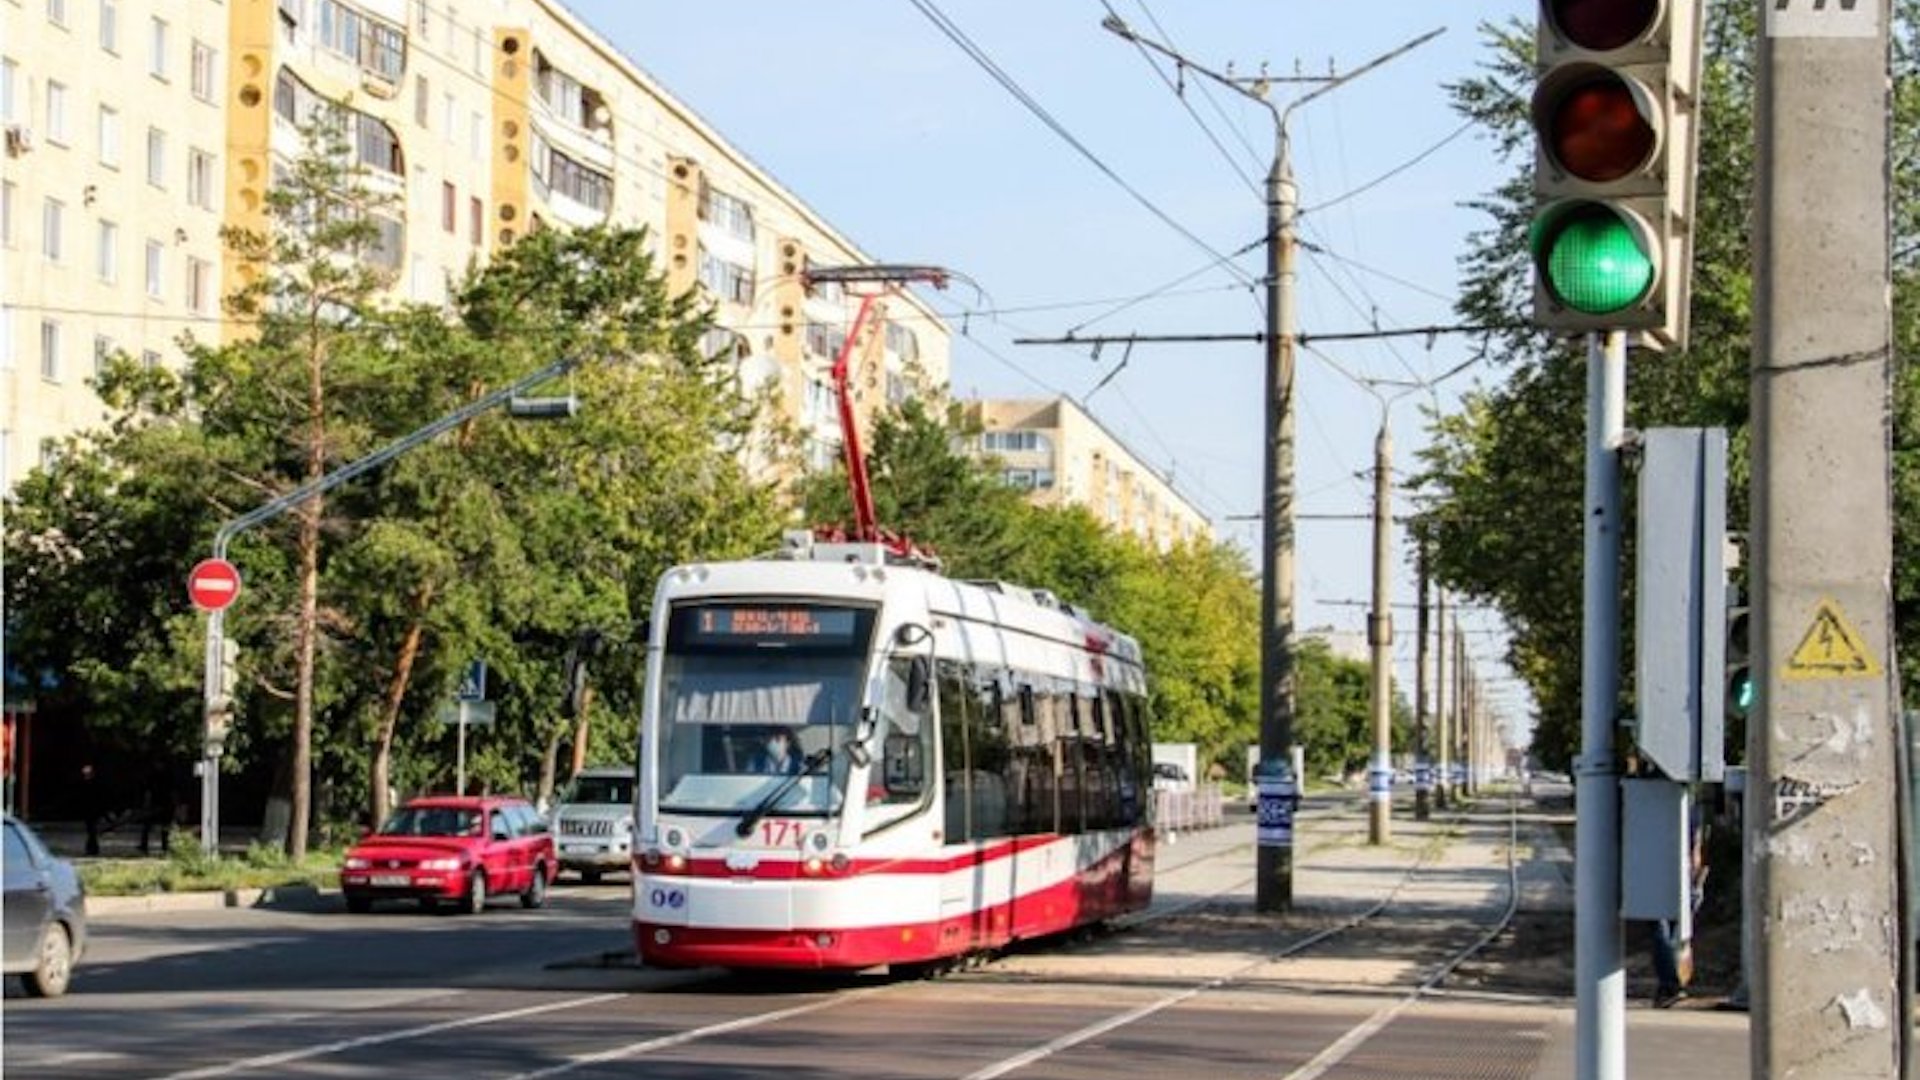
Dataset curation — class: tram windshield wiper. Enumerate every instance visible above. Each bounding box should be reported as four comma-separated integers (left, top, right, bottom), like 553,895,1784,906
734,748,833,838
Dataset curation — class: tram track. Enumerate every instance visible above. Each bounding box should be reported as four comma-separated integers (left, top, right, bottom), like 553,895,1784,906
955,791,1522,1080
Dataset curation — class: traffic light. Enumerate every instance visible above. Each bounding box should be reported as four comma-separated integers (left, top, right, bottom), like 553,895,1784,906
1530,0,1703,349
207,635,239,754
1725,602,1753,722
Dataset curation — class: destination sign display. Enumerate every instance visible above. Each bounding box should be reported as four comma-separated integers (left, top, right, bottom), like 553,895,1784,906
675,604,865,648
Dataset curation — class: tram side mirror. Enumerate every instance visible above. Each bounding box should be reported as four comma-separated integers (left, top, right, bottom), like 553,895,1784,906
906,656,931,714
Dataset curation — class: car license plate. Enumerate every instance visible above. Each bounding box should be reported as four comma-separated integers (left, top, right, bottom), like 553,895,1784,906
370,874,409,887
564,844,598,854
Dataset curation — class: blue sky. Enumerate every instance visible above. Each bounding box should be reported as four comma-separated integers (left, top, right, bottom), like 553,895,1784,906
562,0,1537,740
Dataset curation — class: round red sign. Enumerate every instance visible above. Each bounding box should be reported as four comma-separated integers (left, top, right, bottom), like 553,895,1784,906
188,558,242,612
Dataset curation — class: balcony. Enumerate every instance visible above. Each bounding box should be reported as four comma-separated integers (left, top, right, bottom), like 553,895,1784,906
529,50,615,176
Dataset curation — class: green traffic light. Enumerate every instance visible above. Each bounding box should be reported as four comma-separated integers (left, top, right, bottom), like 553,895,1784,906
1727,665,1754,719
1537,204,1655,316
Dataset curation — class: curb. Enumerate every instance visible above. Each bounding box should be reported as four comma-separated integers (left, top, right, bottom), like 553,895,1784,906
89,883,338,916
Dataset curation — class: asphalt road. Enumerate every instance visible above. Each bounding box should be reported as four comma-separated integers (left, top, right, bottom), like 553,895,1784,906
3,803,1600,1079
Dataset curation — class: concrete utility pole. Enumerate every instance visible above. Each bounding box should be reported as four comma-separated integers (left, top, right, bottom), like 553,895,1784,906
1414,545,1432,820
1752,0,1900,1074
1367,421,1394,843
1098,16,1440,913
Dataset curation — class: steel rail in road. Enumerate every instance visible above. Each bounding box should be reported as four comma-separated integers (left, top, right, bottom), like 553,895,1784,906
960,792,1522,1080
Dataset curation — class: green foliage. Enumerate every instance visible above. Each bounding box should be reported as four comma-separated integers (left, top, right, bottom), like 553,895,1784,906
3,126,779,838
1421,5,1920,768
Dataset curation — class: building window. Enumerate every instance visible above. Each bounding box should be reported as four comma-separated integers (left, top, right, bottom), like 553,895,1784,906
413,74,427,127
186,256,211,314
696,179,755,243
885,323,920,362
146,126,166,187
149,16,168,80
97,104,120,167
441,90,454,142
532,51,607,134
45,80,68,145
40,319,61,382
99,0,118,52
981,430,1052,454
271,71,402,177
48,0,68,28
141,348,160,370
93,334,114,376
441,181,455,232
469,195,481,246
805,322,847,360
1,181,13,247
96,218,116,282
0,59,15,123
531,136,610,212
316,0,404,84
188,148,214,209
41,198,63,262
191,41,217,103
145,238,162,298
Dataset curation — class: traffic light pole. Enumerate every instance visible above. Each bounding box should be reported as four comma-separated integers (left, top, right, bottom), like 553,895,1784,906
1576,329,1627,1080
1753,1,1901,1073
196,355,582,854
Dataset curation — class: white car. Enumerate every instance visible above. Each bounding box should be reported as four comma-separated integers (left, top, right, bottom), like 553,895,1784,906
550,766,635,883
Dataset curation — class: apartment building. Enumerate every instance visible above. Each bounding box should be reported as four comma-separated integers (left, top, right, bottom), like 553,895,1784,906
0,0,950,490
964,397,1212,550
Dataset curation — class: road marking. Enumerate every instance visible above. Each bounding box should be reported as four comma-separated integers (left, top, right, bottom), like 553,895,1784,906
502,988,881,1080
153,993,624,1080
962,982,1215,1080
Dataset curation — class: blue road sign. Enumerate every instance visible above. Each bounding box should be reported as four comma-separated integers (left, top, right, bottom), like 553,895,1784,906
456,660,487,702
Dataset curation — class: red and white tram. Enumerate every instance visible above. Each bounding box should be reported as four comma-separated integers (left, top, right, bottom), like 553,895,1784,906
628,533,1156,971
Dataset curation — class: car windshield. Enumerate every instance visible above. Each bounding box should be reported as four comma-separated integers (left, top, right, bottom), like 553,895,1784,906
655,602,873,816
379,806,481,837
569,776,633,806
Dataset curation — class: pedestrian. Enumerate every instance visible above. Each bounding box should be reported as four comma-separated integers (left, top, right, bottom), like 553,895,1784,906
750,727,803,775
80,762,102,856
139,765,174,856
1652,807,1709,1008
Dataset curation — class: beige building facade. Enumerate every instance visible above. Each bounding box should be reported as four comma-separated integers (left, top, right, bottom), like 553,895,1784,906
1,0,949,490
964,397,1212,550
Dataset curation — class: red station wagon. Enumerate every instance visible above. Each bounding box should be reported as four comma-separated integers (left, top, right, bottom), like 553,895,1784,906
340,796,555,915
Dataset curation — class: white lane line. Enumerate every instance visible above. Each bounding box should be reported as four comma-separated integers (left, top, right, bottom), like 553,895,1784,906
503,988,882,1080
1283,996,1421,1080
962,981,1217,1080
152,993,625,1080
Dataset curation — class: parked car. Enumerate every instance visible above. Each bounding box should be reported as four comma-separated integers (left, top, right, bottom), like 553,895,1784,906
550,765,636,883
340,796,554,915
1152,762,1191,791
3,814,87,997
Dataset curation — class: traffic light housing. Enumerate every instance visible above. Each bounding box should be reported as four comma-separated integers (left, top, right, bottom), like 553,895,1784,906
1725,602,1753,722
207,635,239,754
1530,0,1703,349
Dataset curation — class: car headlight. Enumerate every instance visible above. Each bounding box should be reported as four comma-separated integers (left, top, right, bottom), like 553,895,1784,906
419,857,462,871
344,856,370,870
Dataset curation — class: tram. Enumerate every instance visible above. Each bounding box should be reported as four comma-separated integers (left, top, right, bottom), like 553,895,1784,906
626,532,1157,971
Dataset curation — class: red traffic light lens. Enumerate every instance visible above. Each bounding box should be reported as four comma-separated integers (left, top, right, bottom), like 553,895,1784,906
1549,0,1661,52
1547,75,1655,182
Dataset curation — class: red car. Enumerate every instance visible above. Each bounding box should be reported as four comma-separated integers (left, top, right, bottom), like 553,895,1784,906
340,796,555,914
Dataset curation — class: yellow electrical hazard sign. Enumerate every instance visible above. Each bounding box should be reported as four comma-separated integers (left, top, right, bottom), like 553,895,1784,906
1783,598,1883,680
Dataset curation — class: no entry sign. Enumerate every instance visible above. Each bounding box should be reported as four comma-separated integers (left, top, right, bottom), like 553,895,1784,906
188,558,241,612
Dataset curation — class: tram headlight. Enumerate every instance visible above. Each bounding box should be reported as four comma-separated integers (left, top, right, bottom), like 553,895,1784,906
665,853,688,872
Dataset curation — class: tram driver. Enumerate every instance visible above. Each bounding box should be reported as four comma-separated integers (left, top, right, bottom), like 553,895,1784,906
750,726,804,775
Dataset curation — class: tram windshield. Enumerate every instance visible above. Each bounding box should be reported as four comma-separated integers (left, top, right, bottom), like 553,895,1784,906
655,602,875,816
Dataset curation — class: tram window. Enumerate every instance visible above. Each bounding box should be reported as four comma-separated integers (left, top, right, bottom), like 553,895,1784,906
938,661,971,842
874,657,930,808
1090,693,1106,739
